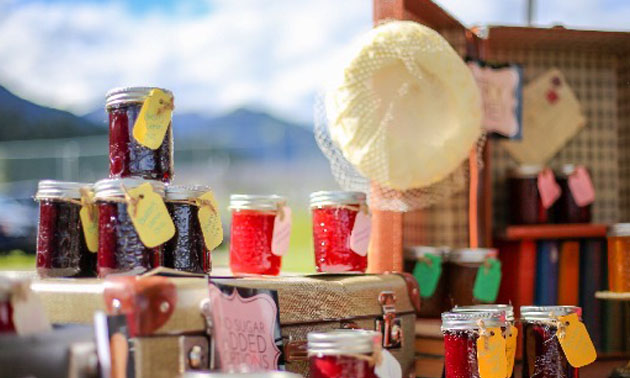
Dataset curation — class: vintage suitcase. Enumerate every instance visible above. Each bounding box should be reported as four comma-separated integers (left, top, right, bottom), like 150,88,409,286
32,270,420,378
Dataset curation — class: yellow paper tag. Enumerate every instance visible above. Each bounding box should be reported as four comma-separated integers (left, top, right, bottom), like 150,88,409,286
126,183,175,248
505,325,518,378
477,327,508,378
132,88,174,150
557,313,597,368
196,191,223,250
80,204,99,253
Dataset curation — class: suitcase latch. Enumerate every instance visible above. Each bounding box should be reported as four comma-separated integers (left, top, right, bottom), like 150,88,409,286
375,291,402,349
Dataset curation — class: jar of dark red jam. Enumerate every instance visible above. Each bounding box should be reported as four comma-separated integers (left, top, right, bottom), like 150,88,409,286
446,248,498,306
310,191,368,273
403,246,450,317
521,306,581,378
164,185,211,274
507,165,555,225
106,87,174,182
556,164,592,224
308,329,379,378
94,178,165,277
35,180,95,278
229,194,287,276
441,311,507,378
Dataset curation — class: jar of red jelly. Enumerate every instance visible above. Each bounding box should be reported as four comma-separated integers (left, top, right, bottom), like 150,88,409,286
446,248,498,306
229,194,287,276
507,165,555,225
308,329,380,378
556,164,592,224
310,191,368,273
35,180,96,278
164,185,211,274
441,310,507,378
521,305,581,378
106,87,174,182
94,178,165,277
403,246,450,317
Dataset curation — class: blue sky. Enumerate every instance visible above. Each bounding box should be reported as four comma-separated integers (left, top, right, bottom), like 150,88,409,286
0,0,629,123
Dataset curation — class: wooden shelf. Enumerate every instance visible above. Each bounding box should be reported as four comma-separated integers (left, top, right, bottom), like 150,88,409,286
595,291,630,301
502,223,608,241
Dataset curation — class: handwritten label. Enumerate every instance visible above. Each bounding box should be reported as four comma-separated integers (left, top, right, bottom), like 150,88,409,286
196,191,223,250
350,211,371,256
477,327,508,378
537,169,561,209
132,89,174,149
271,206,291,256
568,166,595,207
413,254,442,298
505,325,518,378
80,194,99,253
557,313,597,368
10,282,51,335
473,258,502,303
126,183,175,248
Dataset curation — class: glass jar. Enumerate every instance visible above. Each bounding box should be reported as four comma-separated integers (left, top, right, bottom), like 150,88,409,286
403,246,450,317
35,180,95,277
507,165,553,225
310,191,368,273
441,311,506,378
521,306,581,378
106,87,174,182
308,329,379,378
164,185,211,274
446,248,498,306
556,164,592,224
94,178,165,277
229,194,286,276
607,224,630,292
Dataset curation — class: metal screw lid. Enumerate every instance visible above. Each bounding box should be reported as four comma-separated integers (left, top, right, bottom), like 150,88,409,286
93,178,165,200
165,185,211,201
520,305,581,322
449,248,498,264
105,86,173,109
229,194,286,212
441,311,507,331
508,164,544,179
35,180,92,200
608,223,630,237
452,304,515,323
307,329,379,355
309,191,367,208
403,245,451,260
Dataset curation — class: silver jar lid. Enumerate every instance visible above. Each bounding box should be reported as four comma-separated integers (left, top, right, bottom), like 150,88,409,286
404,246,450,260
105,86,173,109
452,304,515,323
520,305,581,322
449,248,497,264
608,223,630,237
165,185,211,201
309,191,366,208
229,194,286,212
307,329,378,355
94,178,165,200
441,311,506,331
508,164,543,179
184,373,302,378
559,164,578,177
35,180,92,200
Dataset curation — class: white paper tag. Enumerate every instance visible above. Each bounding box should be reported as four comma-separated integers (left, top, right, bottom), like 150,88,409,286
350,211,371,256
11,285,51,335
271,206,291,256
375,349,402,378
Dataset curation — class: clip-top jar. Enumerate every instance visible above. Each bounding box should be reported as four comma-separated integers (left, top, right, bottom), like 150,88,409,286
94,178,166,277
404,246,450,317
521,305,581,378
507,165,554,225
310,191,368,273
556,164,592,224
106,87,174,182
441,311,507,378
35,180,95,277
608,224,630,292
308,329,380,378
446,248,498,306
164,185,212,274
229,194,287,276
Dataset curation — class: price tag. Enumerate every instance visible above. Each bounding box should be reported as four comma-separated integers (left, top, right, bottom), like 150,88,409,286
271,205,291,256
557,313,597,367
473,258,502,303
537,169,561,209
126,183,175,248
568,166,595,207
412,254,442,298
350,211,371,256
477,327,508,378
132,89,174,149
196,191,223,250
505,325,518,377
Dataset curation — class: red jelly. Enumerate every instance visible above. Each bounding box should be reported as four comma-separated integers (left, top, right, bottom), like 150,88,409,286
308,330,379,378
442,311,507,378
165,185,212,273
521,306,581,378
229,194,286,276
35,180,95,277
106,87,174,182
94,178,165,277
310,191,368,273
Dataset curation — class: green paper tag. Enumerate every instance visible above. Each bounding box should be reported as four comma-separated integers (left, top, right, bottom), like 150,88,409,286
412,254,442,298
473,258,502,302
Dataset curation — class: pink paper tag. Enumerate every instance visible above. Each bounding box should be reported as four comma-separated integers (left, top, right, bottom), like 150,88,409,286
537,169,561,209
568,166,595,206
350,211,371,257
209,285,282,371
271,206,291,256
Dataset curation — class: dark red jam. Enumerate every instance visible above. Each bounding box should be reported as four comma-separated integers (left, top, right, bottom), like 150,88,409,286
309,355,377,378
443,330,479,378
522,322,578,378
229,209,280,275
507,165,557,225
312,206,366,272
165,202,210,273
